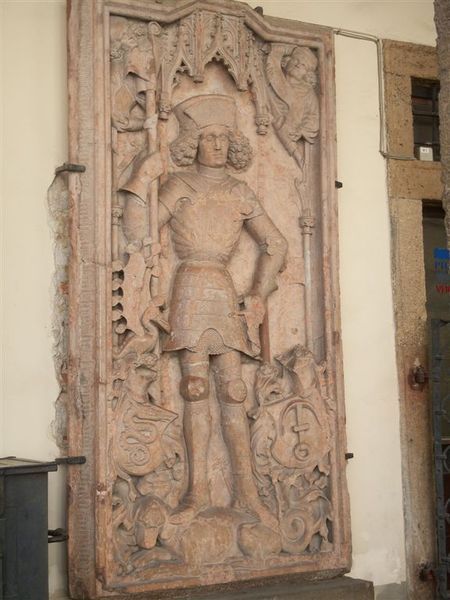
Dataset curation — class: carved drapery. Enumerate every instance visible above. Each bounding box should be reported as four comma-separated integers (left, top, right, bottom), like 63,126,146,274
67,1,350,597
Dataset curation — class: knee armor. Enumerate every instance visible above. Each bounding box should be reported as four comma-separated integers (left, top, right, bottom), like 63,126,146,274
180,375,209,402
222,378,247,404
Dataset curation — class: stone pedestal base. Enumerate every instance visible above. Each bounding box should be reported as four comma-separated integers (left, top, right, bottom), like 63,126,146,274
207,577,374,600
102,577,374,600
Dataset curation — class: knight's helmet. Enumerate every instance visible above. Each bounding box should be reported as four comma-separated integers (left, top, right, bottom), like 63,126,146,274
173,94,237,134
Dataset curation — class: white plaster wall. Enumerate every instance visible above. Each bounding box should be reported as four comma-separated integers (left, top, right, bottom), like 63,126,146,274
334,35,406,587
0,1,435,598
0,0,5,459
1,1,68,598
253,0,435,591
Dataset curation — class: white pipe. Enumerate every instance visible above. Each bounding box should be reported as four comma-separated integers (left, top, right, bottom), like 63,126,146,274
333,27,415,162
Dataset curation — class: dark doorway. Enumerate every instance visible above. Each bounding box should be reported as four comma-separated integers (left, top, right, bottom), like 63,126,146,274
423,201,450,599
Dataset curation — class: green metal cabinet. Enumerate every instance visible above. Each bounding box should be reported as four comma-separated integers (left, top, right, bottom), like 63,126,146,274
0,458,57,600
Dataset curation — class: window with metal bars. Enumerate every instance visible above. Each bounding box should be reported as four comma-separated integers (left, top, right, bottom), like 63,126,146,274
411,77,441,161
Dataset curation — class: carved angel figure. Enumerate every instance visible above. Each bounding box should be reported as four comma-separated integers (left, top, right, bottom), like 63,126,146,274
110,18,156,135
266,44,320,168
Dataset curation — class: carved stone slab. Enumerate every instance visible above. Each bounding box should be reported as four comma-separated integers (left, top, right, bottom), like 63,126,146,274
67,1,350,597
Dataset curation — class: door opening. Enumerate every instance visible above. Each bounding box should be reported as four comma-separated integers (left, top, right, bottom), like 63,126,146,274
423,201,450,599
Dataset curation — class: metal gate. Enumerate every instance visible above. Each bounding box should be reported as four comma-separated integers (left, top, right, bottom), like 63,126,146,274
432,318,450,598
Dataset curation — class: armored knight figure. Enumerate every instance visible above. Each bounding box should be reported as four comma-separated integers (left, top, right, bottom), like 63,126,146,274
124,94,288,528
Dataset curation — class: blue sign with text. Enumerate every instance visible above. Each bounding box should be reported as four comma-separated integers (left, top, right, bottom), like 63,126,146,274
434,247,450,293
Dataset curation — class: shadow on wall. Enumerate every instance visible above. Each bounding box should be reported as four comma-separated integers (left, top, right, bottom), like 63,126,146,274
375,582,407,600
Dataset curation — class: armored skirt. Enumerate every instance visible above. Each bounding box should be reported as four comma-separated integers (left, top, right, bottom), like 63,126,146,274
159,169,265,357
164,260,252,356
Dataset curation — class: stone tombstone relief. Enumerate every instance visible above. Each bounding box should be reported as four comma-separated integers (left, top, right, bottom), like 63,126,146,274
67,1,350,597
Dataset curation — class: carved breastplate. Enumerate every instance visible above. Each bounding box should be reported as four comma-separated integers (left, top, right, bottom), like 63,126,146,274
169,185,251,263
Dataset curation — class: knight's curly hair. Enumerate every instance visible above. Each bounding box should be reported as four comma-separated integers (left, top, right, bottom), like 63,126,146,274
170,130,200,167
170,128,253,171
228,131,253,171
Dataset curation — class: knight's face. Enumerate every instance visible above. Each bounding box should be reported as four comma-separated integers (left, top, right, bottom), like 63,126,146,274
197,125,230,168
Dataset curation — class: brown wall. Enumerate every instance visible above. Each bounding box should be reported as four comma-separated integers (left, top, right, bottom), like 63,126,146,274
384,39,442,600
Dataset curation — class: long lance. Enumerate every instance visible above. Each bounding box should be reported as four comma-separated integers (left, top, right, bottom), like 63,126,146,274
141,24,171,342
146,24,162,302
296,142,315,353
146,90,159,296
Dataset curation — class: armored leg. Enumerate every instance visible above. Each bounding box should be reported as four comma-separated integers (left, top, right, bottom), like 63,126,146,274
172,350,211,523
213,351,278,530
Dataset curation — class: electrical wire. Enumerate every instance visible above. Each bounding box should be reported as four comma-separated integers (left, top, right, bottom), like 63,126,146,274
333,27,415,161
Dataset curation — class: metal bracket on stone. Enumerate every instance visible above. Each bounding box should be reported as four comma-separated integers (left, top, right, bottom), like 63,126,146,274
48,528,69,544
335,181,343,189
55,162,86,175
55,456,86,466
409,364,428,390
418,561,435,582
46,458,85,546
345,452,354,460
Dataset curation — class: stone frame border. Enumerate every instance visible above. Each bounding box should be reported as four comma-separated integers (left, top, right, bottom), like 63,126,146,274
66,1,350,596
